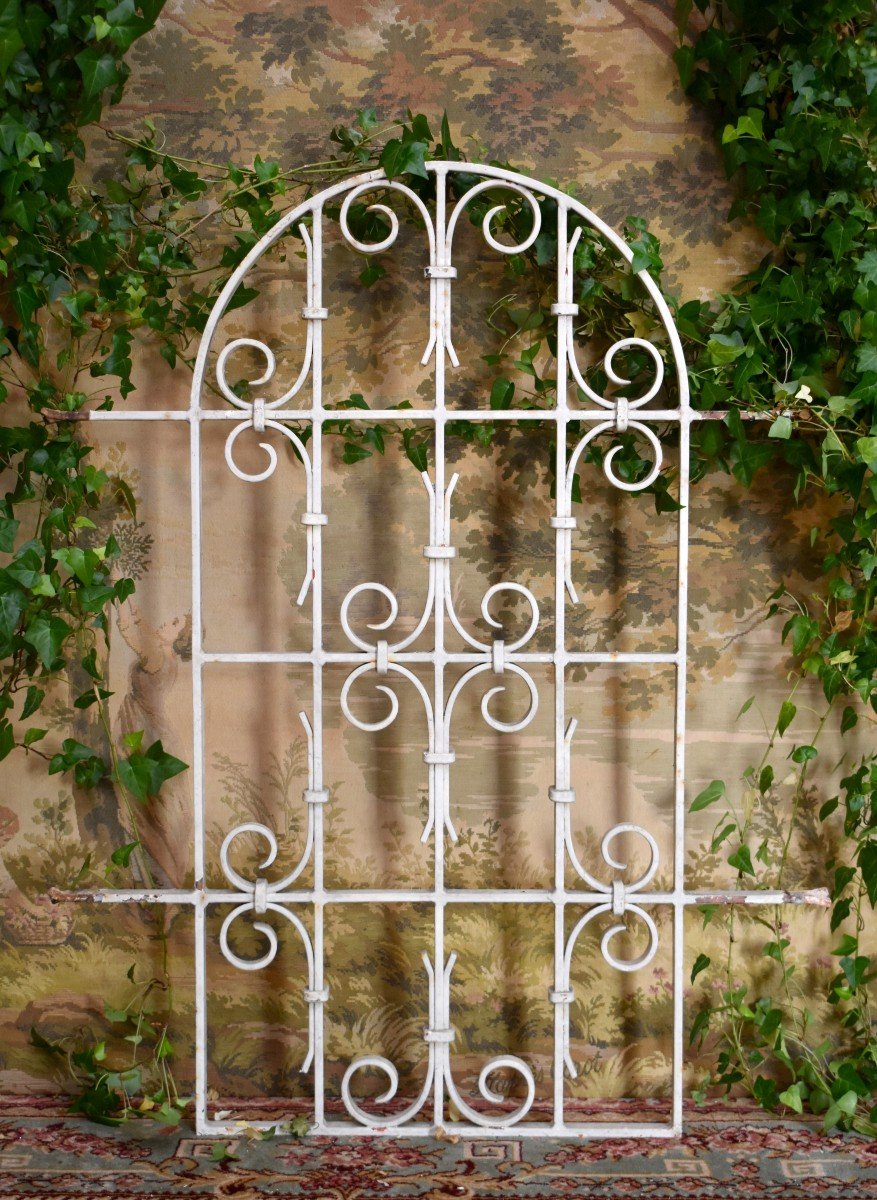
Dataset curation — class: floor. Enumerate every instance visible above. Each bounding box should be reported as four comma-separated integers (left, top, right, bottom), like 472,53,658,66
1,1098,876,1198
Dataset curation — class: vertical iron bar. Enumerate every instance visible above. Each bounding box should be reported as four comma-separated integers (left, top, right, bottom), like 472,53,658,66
672,404,691,1135
189,369,207,1130
552,201,570,1128
310,205,326,1128
432,164,448,1127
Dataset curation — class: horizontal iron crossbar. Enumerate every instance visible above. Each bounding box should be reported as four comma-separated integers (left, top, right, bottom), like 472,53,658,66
51,887,830,908
45,407,782,422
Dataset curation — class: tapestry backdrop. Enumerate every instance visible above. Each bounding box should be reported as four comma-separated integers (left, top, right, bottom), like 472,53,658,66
0,0,866,1119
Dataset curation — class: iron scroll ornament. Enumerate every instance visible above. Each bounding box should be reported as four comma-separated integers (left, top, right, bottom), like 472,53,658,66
191,160,692,1138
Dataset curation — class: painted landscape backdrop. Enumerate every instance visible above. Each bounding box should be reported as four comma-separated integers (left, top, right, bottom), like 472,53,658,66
1,0,867,1122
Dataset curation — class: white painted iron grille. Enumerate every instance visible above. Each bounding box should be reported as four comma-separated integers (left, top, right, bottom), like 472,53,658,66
70,163,827,1140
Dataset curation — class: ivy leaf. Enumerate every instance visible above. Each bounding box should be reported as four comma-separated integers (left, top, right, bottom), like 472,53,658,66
0,591,24,655
32,575,55,597
0,0,24,79
81,648,103,681
699,905,718,928
728,845,755,876
777,700,796,737
111,475,137,518
402,431,429,472
0,719,13,761
721,109,764,141
439,111,455,157
689,1007,711,1047
380,138,428,180
114,578,135,604
210,1142,238,1162
691,953,711,984
711,823,736,852
855,435,877,467
408,112,432,142
73,687,113,710
7,545,42,588
341,441,372,464
778,1083,805,1114
225,285,259,313
21,685,44,719
69,1078,125,1125
839,706,857,734
625,217,663,274
824,1090,858,1131
768,415,792,439
858,842,877,908
0,515,19,553
782,613,816,656
752,1076,779,1109
109,841,139,868
154,1102,181,1126
90,329,134,395
358,106,378,133
163,155,208,200
690,779,725,812
707,332,745,364
48,739,105,788
854,249,877,286
358,261,385,287
790,744,817,765
23,615,70,669
74,48,124,104
105,1065,142,1095
674,43,696,90
489,378,514,410
116,739,187,802
18,4,49,54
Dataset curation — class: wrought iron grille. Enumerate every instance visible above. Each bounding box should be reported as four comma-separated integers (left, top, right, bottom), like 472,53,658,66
66,162,828,1140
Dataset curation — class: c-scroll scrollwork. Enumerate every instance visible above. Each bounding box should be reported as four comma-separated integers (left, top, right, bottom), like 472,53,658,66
342,952,535,1130
217,711,328,1072
217,222,325,604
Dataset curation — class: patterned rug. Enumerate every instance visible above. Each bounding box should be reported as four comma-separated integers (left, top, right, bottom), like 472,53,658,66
1,1098,876,1198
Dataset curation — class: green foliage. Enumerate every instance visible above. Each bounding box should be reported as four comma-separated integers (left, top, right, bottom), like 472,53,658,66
0,2,187,892
690,779,726,811
115,731,187,802
4,0,876,1138
688,693,877,1131
30,964,185,1127
0,10,398,874
210,1141,238,1163
677,0,877,1133
680,0,877,707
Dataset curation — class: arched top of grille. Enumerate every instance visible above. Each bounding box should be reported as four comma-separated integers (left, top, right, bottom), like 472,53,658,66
191,160,689,420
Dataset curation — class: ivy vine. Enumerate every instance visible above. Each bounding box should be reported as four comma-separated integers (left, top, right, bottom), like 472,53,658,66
1,0,874,1132
675,0,877,1136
